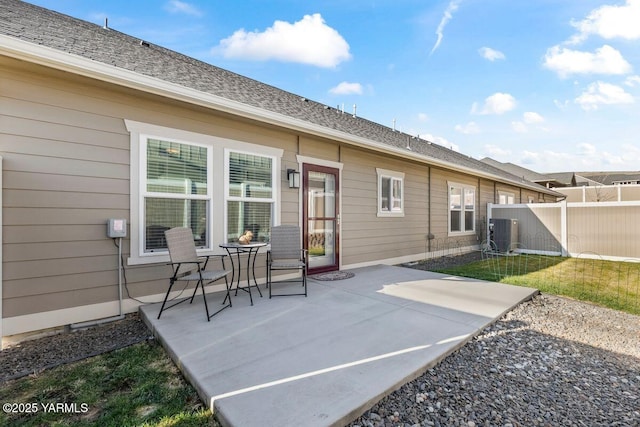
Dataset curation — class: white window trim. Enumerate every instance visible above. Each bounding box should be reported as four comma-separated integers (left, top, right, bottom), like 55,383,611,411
376,168,405,217
224,148,279,243
126,120,282,265
498,191,515,205
448,181,476,236
140,133,214,254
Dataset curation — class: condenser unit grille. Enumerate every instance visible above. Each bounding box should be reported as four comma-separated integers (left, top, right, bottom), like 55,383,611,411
489,218,518,253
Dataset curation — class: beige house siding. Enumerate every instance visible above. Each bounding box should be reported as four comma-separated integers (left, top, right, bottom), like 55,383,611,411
1,56,555,337
2,60,129,319
429,168,479,249
299,136,340,162
340,147,429,267
479,179,496,205
1,59,295,323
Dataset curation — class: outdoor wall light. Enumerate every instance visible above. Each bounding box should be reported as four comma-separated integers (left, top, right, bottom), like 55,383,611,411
287,169,301,188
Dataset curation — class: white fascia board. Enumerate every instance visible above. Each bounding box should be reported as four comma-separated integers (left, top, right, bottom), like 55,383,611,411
1,34,555,196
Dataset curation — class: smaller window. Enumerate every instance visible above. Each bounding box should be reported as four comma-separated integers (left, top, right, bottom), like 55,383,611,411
376,168,404,217
498,191,515,204
448,182,475,235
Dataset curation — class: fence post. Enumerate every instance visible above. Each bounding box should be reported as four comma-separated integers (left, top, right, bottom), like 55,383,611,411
561,199,568,257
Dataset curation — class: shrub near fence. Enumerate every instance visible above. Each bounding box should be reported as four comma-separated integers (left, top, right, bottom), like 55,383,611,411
480,241,640,315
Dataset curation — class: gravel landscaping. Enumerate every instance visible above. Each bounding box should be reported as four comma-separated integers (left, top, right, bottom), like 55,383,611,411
347,293,640,427
0,314,151,383
1,253,638,426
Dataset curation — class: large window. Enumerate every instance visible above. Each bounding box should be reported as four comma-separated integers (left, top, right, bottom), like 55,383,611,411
449,183,475,234
225,150,275,243
143,138,211,252
377,168,404,217
126,120,282,264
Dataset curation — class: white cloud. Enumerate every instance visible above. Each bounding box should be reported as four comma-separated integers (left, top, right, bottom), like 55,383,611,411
520,151,540,165
625,75,640,87
423,133,459,151
484,144,512,158
454,121,480,134
165,0,202,17
471,92,516,115
511,121,528,133
514,143,640,172
523,111,544,124
215,14,351,68
578,142,597,156
543,45,632,78
622,143,640,162
430,0,463,55
575,81,634,110
554,99,570,110
478,47,505,61
569,0,640,44
329,82,363,95
417,113,429,122
511,112,545,133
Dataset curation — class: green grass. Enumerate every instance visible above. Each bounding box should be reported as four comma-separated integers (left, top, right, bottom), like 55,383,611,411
0,341,219,427
433,255,640,315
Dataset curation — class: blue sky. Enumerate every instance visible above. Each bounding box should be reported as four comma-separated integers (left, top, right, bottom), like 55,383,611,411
28,0,640,173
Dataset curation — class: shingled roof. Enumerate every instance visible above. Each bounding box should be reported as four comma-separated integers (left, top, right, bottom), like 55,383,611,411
480,158,579,188
0,0,560,196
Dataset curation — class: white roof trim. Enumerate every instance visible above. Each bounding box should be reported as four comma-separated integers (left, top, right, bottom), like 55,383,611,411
0,34,557,196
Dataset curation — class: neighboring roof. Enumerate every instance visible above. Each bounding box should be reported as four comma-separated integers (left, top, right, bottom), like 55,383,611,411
574,174,602,187
0,0,559,196
479,158,549,182
481,157,640,188
576,172,640,186
480,158,575,187
540,172,576,186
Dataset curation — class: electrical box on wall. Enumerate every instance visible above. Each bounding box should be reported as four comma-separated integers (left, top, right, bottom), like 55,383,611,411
107,219,127,238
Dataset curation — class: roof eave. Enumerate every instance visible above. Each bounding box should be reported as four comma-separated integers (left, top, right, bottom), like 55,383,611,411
1,35,559,197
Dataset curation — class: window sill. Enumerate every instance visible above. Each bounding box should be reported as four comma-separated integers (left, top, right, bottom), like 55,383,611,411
127,248,227,266
377,211,405,218
447,230,476,237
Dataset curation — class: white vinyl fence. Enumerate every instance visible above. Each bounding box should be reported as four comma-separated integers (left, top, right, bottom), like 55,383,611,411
558,184,640,203
488,200,640,261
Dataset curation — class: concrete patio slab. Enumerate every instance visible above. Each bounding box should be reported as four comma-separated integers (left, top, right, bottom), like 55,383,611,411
139,264,537,427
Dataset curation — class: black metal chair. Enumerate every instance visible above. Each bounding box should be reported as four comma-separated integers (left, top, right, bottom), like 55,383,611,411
266,225,308,298
159,227,231,321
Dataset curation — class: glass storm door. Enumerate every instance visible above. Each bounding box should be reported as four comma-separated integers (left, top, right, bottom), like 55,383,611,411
303,164,339,274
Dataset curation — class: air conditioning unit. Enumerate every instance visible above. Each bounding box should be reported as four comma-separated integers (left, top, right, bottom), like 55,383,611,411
489,218,518,253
